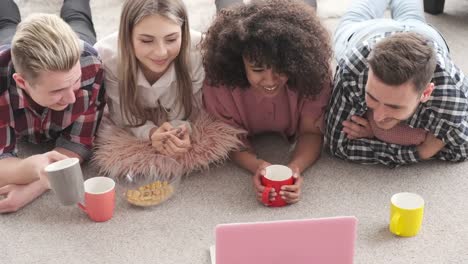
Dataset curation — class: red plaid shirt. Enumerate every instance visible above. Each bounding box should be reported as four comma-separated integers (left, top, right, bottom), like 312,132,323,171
0,42,106,160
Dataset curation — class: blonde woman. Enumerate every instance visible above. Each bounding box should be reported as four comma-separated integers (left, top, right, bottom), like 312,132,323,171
94,0,204,157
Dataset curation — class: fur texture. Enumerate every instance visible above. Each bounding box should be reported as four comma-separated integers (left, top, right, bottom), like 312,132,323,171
92,111,246,184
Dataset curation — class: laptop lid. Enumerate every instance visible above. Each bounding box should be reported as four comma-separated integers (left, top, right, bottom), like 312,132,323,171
213,216,357,264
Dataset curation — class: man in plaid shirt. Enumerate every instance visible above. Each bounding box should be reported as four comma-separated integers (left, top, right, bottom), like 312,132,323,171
0,0,105,213
325,0,468,167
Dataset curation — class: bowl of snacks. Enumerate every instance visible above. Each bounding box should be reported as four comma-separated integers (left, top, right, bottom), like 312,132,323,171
118,156,183,207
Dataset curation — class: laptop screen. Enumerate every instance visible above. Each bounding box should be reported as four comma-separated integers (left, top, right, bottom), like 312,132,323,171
212,216,357,264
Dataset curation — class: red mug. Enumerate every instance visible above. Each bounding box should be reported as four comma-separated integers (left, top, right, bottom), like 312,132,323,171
261,165,294,207
78,177,115,222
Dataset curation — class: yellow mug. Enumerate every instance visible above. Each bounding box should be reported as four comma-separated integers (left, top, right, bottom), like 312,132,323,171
389,192,424,237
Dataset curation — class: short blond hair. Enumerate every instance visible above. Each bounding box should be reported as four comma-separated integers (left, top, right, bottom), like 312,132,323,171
11,13,81,82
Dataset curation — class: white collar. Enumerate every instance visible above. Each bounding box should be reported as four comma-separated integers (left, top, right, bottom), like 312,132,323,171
137,63,176,91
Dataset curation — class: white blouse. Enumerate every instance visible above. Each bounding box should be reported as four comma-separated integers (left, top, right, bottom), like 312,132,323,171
94,30,205,140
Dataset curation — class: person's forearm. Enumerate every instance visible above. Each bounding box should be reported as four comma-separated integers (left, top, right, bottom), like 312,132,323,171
0,157,23,187
230,149,265,174
289,133,322,173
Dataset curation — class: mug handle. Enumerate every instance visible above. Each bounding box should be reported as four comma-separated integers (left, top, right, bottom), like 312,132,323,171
390,213,401,235
262,186,273,206
78,203,87,213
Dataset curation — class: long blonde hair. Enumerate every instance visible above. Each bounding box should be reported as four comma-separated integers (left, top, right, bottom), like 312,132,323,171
118,0,193,127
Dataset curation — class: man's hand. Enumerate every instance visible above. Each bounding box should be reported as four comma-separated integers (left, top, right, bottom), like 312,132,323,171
416,133,445,160
15,151,68,185
0,176,50,213
342,115,374,139
252,161,274,205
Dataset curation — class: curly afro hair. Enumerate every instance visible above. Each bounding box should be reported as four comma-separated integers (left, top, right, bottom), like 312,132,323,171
201,0,332,97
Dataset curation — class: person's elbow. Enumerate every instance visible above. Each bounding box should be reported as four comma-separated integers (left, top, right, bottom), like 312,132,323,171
324,131,341,153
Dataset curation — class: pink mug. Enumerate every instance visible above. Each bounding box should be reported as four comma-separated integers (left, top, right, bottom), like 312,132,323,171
261,165,294,207
78,177,115,222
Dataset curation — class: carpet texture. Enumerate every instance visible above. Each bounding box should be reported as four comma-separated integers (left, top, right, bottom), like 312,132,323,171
2,1,468,263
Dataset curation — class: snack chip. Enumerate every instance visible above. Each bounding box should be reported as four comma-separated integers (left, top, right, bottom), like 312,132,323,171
125,180,174,206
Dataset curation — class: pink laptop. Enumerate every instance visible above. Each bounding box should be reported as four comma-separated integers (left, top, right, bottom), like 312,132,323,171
210,216,357,264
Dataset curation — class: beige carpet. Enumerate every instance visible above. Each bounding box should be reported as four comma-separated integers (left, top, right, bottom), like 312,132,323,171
2,0,468,263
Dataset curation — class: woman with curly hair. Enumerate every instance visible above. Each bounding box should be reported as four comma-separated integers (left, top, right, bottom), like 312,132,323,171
202,0,332,206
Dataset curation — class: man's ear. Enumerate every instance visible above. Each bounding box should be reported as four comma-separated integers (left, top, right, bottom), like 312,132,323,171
12,73,28,90
420,82,435,103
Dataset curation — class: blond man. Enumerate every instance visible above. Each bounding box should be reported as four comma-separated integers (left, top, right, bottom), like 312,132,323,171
0,0,105,213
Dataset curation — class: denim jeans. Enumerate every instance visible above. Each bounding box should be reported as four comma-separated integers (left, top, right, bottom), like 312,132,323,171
334,0,449,62
215,0,317,12
0,0,96,46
